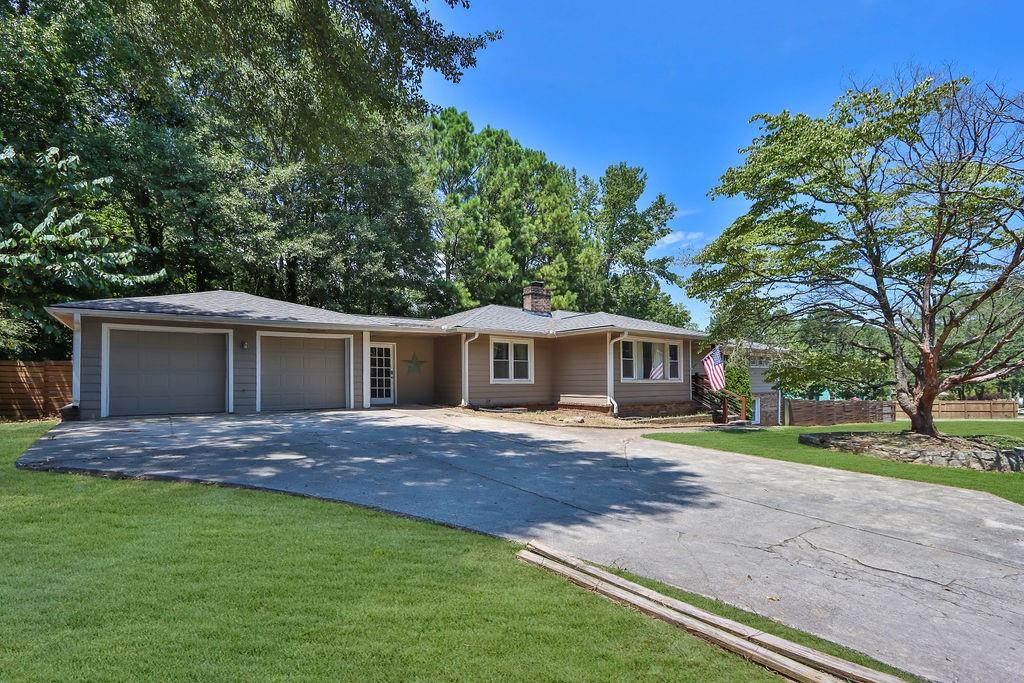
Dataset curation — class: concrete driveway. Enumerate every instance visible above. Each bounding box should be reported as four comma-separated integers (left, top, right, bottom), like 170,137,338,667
18,407,1024,682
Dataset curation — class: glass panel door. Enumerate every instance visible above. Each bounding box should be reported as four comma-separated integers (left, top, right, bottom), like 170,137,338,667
369,344,395,405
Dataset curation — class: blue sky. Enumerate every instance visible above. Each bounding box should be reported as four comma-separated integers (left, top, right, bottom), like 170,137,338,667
421,1,1024,327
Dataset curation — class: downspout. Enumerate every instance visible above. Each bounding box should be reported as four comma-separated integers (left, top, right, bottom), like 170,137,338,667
460,331,480,407
607,331,628,416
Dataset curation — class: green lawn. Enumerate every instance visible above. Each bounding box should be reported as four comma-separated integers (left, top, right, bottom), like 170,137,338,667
647,420,1024,506
0,421,914,682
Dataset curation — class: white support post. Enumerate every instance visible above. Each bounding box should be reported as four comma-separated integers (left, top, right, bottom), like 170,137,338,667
606,332,613,409
362,331,371,408
71,313,81,406
347,337,355,409
460,332,479,406
607,332,627,415
688,340,694,400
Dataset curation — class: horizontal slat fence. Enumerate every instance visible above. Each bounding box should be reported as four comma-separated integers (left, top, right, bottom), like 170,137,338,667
934,400,1018,420
0,361,72,419
786,398,1019,425
786,400,895,426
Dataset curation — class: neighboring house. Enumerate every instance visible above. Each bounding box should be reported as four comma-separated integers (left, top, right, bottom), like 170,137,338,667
693,342,783,426
46,282,713,420
747,348,783,427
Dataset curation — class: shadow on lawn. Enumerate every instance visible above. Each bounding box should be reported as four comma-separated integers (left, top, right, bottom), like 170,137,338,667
17,409,716,539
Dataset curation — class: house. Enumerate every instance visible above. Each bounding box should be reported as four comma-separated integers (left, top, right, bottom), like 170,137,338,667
746,346,783,426
45,282,712,420
692,342,783,426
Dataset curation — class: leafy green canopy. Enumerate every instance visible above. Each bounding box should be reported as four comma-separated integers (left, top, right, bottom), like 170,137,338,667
0,144,162,354
2,1,694,360
1,0,496,355
690,76,1024,433
427,108,692,326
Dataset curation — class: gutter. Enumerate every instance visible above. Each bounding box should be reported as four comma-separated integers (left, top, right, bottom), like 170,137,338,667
606,331,629,416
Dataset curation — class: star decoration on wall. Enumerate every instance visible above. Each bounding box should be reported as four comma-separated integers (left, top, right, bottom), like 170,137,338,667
404,352,426,374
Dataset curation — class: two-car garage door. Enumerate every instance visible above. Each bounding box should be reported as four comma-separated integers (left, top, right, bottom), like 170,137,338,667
104,327,348,417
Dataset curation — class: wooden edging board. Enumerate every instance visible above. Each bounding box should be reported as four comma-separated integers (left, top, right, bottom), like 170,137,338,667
522,541,905,683
517,549,840,683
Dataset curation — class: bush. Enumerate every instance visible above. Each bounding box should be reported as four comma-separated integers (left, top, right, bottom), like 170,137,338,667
725,363,754,419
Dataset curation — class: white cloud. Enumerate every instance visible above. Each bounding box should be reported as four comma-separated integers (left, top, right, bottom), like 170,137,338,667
656,230,704,248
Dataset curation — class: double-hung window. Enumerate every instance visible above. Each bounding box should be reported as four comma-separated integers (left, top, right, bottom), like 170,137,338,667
621,340,682,381
491,338,533,383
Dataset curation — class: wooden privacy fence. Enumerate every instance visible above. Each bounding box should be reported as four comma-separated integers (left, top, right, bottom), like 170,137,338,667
786,398,1020,425
0,361,72,419
934,400,1018,420
785,399,895,426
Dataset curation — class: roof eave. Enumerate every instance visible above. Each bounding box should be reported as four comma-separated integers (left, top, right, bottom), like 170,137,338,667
45,306,445,334
439,323,706,339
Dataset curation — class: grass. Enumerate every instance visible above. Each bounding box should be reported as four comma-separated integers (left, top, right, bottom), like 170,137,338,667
646,420,1024,506
0,421,914,682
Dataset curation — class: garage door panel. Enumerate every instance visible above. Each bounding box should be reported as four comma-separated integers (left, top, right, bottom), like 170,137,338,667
108,329,226,416
260,336,347,411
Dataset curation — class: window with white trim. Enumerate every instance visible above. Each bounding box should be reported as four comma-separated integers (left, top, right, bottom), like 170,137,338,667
621,340,683,381
491,338,533,383
749,354,771,368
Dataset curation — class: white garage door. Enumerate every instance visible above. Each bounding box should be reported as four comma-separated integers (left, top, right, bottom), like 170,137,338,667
108,329,227,417
259,335,347,411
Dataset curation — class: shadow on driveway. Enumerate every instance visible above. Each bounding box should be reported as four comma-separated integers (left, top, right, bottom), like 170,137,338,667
18,409,716,539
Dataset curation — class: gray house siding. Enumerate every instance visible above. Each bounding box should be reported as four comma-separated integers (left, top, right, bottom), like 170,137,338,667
368,333,434,405
612,338,692,406
467,334,554,406
433,335,462,405
553,334,608,407
749,366,775,394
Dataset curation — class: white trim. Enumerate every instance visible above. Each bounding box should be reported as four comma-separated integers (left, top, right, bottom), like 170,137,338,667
753,397,762,425
619,337,686,383
100,322,234,418
369,342,397,405
688,340,693,400
71,313,81,405
362,331,371,408
348,335,354,410
255,330,354,412
607,332,628,415
489,336,534,384
460,332,479,406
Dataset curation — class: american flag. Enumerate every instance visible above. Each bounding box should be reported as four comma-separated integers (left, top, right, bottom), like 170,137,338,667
650,360,664,379
702,346,726,391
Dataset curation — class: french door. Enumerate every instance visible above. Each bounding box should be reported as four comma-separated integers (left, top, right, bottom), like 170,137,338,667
369,343,396,405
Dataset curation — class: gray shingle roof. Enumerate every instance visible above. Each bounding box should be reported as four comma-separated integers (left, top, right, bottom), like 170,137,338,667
50,290,435,330
50,290,705,338
433,304,705,337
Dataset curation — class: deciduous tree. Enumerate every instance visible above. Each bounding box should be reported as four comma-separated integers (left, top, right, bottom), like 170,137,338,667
690,75,1024,435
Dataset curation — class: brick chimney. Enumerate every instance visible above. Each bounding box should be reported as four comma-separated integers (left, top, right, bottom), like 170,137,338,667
522,280,551,315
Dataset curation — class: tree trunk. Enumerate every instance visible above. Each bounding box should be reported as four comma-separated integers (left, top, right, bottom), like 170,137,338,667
908,398,939,436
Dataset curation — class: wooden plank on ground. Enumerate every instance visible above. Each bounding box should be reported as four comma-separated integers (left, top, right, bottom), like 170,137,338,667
517,549,842,683
525,542,904,683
